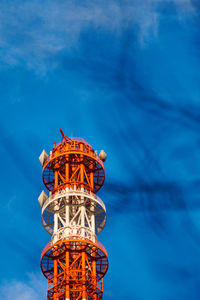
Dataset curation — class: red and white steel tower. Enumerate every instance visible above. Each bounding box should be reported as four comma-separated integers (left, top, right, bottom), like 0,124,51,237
38,129,108,300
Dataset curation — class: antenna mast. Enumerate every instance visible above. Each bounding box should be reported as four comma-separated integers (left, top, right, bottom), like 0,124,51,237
38,129,108,300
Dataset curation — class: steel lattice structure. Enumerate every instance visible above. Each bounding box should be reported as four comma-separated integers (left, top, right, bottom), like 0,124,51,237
38,129,108,300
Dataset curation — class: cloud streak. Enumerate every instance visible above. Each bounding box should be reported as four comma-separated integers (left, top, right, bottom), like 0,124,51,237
1,273,46,300
0,0,195,73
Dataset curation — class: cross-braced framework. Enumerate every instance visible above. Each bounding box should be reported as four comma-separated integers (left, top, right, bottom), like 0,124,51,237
38,129,108,300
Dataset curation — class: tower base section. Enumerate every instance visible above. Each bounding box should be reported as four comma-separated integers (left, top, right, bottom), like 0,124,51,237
41,239,108,300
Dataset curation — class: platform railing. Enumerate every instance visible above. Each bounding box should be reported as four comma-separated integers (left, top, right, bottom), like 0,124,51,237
42,186,106,212
44,139,103,168
41,236,108,259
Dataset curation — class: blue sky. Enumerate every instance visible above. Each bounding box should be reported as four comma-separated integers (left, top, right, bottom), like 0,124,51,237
1,0,200,299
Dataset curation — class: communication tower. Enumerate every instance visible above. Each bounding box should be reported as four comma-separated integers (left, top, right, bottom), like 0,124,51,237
38,129,108,300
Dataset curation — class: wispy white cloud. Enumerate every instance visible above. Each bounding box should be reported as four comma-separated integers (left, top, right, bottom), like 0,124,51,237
0,0,195,74
1,273,46,300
